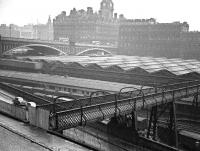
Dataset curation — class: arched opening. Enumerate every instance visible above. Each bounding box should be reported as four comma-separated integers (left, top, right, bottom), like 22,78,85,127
3,44,67,56
76,48,112,56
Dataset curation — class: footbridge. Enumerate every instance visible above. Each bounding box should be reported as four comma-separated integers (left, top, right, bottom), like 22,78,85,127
0,80,199,132
37,81,200,131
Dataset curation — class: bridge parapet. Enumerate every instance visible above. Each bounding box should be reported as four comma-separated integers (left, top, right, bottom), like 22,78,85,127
1,36,67,45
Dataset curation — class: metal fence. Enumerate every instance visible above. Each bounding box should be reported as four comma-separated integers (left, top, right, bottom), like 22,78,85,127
38,80,199,112
53,84,200,131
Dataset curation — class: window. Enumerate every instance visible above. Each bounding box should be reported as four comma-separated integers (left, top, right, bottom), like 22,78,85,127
49,85,55,89
72,89,77,93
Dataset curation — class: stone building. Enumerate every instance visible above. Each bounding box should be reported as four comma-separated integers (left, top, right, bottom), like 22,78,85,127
34,16,54,41
180,31,200,59
19,24,37,39
118,19,189,58
0,17,53,40
53,0,119,46
0,24,20,38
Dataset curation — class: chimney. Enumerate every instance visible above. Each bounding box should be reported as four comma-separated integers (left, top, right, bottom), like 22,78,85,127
114,13,117,19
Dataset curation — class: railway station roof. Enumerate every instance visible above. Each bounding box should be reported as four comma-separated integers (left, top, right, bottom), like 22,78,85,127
0,70,149,93
26,55,200,78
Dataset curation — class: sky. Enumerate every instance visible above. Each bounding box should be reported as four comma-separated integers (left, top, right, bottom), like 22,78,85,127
0,0,200,31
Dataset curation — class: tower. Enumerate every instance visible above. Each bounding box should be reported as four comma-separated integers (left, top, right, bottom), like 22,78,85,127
47,15,52,25
100,0,114,20
47,15,53,40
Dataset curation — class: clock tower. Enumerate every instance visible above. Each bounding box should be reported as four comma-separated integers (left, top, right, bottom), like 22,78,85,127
100,0,114,20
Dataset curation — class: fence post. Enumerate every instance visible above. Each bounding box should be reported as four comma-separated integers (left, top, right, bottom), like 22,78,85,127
114,94,118,117
80,106,83,126
55,113,58,130
132,99,137,131
172,91,178,149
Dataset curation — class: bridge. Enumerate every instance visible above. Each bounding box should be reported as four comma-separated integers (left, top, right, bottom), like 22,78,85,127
45,83,200,131
1,80,199,131
0,80,200,150
0,36,116,56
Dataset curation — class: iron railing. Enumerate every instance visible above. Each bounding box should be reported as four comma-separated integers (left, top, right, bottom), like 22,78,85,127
52,84,200,131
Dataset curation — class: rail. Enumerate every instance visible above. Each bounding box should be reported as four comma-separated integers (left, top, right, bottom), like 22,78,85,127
39,80,199,111
53,84,200,131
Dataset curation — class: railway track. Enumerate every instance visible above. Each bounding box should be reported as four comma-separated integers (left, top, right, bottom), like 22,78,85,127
0,90,14,99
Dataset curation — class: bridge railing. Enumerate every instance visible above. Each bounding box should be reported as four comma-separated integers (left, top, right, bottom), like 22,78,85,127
0,36,68,45
52,84,200,131
39,80,199,112
1,36,117,48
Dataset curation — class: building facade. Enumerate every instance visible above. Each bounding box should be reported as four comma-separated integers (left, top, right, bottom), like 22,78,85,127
0,24,20,38
118,19,189,58
34,16,54,41
180,31,200,59
0,17,53,41
18,24,37,39
53,0,119,46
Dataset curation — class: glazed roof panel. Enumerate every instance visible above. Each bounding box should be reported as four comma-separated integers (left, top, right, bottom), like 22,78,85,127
24,55,200,76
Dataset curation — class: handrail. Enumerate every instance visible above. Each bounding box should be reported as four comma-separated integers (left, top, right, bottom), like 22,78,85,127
57,84,200,115
38,80,199,109
53,84,200,131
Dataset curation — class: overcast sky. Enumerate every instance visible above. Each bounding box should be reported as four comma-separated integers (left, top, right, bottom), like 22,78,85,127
0,0,199,31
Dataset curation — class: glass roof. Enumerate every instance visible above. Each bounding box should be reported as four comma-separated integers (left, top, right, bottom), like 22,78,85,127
25,55,200,76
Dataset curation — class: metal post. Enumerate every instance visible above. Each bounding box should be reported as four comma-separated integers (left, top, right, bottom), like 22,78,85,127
169,102,173,131
132,106,137,131
172,91,178,149
53,98,56,116
131,110,136,130
114,94,118,117
147,107,153,138
53,95,77,130
53,98,57,130
152,105,157,140
55,114,58,130
80,106,83,126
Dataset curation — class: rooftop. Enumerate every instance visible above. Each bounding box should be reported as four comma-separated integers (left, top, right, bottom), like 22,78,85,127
0,70,149,92
27,55,200,77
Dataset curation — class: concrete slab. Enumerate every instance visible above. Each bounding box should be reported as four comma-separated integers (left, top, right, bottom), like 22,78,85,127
0,114,90,151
